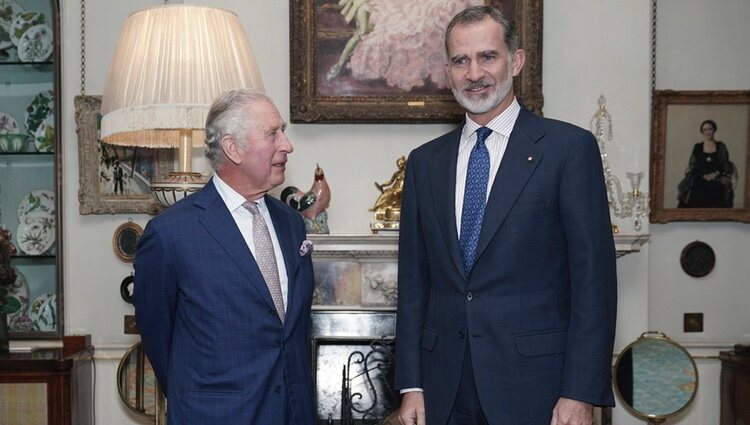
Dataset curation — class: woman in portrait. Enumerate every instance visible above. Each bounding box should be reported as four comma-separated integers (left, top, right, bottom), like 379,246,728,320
677,119,736,208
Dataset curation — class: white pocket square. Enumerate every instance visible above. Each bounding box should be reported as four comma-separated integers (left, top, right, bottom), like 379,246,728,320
299,240,313,256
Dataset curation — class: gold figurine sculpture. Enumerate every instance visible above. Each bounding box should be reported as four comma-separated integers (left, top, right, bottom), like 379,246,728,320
370,156,406,232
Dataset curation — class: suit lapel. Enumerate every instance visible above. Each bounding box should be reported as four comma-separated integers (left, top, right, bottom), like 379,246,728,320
427,125,466,279
195,181,279,315
474,108,544,264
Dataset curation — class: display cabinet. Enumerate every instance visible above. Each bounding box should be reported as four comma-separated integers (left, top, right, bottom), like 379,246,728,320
0,0,62,339
0,343,93,425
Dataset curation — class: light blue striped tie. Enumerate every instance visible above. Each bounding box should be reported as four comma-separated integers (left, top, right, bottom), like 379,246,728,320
460,127,492,275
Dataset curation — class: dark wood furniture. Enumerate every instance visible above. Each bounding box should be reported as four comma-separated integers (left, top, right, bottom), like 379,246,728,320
0,346,93,425
720,344,750,425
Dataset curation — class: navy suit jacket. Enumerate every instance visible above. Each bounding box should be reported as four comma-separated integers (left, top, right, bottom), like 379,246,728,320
395,107,618,425
134,180,316,424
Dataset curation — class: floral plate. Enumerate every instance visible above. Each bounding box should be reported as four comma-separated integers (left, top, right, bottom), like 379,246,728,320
0,0,23,50
17,23,52,62
9,10,45,47
29,293,56,332
33,114,54,152
24,89,53,136
16,220,54,255
0,267,30,321
0,111,19,134
18,189,55,221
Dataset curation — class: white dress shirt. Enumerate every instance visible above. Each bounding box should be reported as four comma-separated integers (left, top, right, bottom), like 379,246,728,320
454,98,521,238
212,175,289,309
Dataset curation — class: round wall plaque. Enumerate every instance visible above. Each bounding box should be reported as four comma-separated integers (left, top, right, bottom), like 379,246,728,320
680,241,715,278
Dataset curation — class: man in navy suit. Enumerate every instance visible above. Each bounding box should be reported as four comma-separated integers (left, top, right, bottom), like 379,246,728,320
134,89,316,424
396,6,617,425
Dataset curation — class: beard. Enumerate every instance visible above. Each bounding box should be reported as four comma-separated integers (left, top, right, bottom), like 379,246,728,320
451,63,514,115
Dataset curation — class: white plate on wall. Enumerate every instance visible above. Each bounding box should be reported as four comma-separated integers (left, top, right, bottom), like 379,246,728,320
0,111,20,134
16,220,55,255
17,189,55,221
29,293,56,332
0,0,24,50
17,23,53,62
33,114,54,152
9,10,45,47
24,90,53,137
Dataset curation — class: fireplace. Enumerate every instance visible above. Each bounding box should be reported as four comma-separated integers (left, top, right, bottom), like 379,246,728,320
308,235,399,424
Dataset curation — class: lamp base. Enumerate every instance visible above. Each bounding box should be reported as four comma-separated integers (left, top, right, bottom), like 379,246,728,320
150,172,206,208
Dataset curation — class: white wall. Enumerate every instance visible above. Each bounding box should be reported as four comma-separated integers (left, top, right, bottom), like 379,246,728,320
54,0,748,424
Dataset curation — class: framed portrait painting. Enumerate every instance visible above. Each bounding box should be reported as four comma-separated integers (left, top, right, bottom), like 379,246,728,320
650,90,750,223
75,95,174,215
290,0,543,123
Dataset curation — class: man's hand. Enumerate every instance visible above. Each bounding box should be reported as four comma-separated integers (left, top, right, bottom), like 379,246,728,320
399,392,426,425
550,397,593,425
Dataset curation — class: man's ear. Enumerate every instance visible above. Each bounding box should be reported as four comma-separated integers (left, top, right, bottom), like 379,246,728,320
220,135,242,165
511,49,526,77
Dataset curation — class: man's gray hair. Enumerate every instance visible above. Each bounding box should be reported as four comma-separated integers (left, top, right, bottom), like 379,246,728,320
444,6,519,55
204,89,271,170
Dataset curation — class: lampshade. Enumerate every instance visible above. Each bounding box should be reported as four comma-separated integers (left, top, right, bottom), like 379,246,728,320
102,4,264,147
100,5,264,207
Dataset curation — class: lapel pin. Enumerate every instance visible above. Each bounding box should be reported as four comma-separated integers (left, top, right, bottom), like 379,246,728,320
527,156,533,162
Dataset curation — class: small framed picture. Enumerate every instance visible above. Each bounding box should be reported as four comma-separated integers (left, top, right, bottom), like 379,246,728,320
650,90,750,223
112,221,143,262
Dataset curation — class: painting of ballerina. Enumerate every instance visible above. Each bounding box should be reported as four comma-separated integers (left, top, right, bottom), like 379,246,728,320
290,0,541,123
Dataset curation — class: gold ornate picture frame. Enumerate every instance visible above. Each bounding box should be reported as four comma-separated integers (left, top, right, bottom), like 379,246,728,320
290,0,543,123
650,90,750,223
75,95,174,215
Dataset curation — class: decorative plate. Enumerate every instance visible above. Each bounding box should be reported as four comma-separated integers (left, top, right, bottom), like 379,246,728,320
9,313,33,332
0,267,30,321
17,23,52,62
16,219,54,255
9,10,45,47
33,113,54,152
18,189,55,221
0,0,24,50
24,89,53,136
680,241,715,278
0,111,19,134
29,293,56,332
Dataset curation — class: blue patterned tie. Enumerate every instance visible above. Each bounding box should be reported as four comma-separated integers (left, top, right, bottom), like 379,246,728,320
460,127,492,275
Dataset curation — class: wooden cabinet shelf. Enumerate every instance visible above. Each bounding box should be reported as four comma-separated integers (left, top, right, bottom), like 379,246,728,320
0,347,93,425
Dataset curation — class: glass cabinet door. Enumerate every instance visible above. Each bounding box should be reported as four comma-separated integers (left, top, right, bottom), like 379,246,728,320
0,0,62,339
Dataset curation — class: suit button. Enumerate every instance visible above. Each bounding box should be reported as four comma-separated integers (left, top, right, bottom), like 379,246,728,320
466,292,474,301
274,385,282,394
458,331,465,339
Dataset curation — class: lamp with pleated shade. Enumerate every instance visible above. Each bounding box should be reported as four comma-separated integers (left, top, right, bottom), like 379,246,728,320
101,5,264,207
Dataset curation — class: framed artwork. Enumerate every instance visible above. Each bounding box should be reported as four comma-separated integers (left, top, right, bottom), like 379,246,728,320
290,0,543,123
75,95,174,215
112,220,143,263
650,90,750,223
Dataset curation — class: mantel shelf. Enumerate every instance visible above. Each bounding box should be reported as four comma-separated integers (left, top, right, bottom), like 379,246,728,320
307,233,649,259
614,234,650,258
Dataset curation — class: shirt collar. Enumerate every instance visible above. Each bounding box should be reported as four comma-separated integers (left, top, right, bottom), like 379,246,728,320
462,97,521,140
212,174,268,213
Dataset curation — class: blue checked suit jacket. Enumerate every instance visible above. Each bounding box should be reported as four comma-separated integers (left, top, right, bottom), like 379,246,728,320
134,180,316,424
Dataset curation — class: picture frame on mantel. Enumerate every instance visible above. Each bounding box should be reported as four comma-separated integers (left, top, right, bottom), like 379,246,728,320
289,0,543,123
75,95,174,215
650,90,750,223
